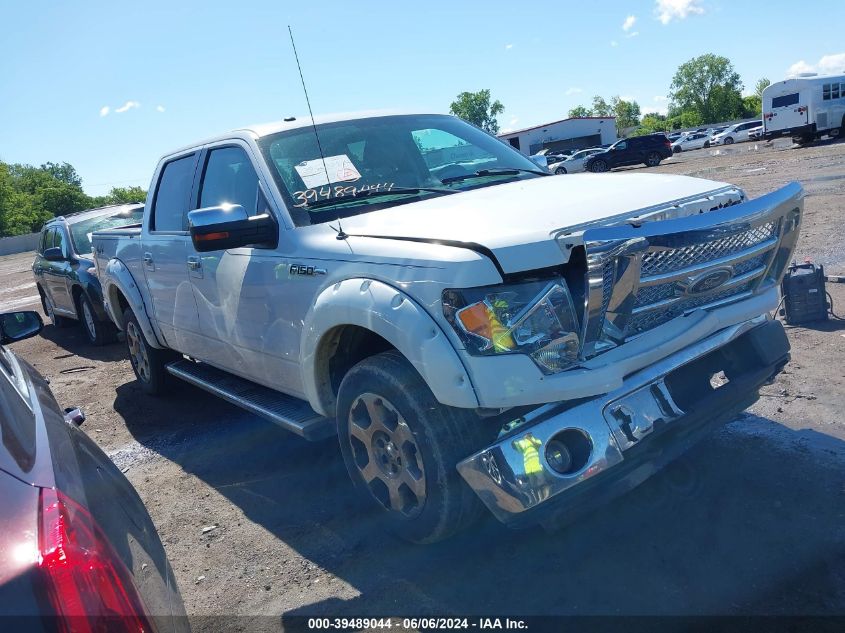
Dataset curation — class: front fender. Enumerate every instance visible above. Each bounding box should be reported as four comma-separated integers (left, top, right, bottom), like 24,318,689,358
102,259,165,349
301,278,479,417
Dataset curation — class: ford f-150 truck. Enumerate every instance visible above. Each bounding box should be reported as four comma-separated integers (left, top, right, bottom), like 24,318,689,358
92,113,802,543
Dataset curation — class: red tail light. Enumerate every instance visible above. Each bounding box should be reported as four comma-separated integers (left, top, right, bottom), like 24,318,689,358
38,487,154,632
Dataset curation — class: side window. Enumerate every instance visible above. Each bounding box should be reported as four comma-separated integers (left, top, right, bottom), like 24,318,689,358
54,228,67,256
152,155,196,232
616,141,628,150
833,84,841,100
823,84,830,101
198,146,261,216
38,229,50,253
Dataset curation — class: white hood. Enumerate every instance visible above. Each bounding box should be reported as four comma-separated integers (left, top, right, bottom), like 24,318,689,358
340,172,733,273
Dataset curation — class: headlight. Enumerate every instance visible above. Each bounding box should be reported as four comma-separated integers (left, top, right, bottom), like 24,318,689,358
442,279,581,374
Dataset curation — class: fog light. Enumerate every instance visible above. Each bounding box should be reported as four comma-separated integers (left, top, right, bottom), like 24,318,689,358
544,429,593,475
545,440,573,474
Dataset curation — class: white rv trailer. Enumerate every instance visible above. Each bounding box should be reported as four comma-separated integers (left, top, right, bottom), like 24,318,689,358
762,72,845,142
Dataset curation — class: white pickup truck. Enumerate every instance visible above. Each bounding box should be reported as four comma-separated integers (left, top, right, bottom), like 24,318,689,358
92,113,802,543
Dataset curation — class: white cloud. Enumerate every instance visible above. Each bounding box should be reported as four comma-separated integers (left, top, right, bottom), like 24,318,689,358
156,105,166,112
115,100,140,113
626,31,639,38
505,43,513,50
787,53,845,77
99,106,110,117
610,40,619,47
565,87,583,95
622,15,637,31
508,117,519,126
655,0,704,25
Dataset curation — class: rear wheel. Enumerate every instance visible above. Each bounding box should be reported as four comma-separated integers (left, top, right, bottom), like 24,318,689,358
123,308,177,395
554,166,567,175
672,146,681,154
39,286,72,328
589,159,609,173
645,151,662,167
76,292,115,346
337,350,489,543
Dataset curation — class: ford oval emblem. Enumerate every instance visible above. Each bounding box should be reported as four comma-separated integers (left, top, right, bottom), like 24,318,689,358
679,267,734,296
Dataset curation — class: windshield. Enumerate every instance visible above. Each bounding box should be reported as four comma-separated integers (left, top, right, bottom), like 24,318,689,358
69,206,144,255
258,114,544,225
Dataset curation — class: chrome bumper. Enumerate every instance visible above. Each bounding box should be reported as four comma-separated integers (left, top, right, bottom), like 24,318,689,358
456,316,788,525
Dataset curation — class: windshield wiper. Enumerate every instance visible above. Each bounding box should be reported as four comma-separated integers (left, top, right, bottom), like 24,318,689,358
301,186,455,211
440,167,550,185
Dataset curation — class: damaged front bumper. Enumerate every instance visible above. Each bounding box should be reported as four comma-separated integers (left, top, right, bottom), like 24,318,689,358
456,317,790,529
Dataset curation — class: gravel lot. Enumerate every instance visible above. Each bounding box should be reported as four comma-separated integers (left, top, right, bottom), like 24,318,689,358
1,138,844,628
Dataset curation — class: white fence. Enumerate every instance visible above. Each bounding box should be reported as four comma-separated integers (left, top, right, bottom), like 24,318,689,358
0,232,40,256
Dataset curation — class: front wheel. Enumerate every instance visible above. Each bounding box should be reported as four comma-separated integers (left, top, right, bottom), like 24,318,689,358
723,137,734,145
123,308,177,395
337,351,489,543
554,166,567,175
589,160,609,173
645,151,662,167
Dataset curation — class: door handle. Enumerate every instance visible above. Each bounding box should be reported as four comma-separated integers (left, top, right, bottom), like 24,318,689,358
187,256,202,271
143,252,154,270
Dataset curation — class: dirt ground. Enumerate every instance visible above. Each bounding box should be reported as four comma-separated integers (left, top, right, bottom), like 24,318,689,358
1,138,844,628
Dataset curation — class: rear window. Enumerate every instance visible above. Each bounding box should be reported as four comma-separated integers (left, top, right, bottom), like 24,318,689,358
152,154,196,232
69,207,145,255
771,93,799,108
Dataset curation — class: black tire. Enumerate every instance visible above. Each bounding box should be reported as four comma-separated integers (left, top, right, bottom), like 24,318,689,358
76,292,115,346
704,141,710,148
672,146,681,154
123,307,177,395
336,350,490,543
589,159,609,173
645,151,662,167
554,166,567,175
723,136,734,145
38,286,72,328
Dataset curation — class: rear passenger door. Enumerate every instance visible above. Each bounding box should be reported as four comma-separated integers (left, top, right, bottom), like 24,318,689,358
140,153,203,355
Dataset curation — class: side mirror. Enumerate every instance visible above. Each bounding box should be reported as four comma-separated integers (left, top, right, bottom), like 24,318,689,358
188,205,278,253
0,311,44,344
43,247,65,261
529,155,548,169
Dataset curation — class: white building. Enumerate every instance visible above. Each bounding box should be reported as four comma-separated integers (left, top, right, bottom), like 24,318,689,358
498,117,617,155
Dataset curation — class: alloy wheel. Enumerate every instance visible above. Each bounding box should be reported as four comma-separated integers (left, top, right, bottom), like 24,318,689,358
126,320,151,383
347,392,426,518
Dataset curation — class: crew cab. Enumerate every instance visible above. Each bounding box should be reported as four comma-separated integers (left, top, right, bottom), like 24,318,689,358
92,113,802,543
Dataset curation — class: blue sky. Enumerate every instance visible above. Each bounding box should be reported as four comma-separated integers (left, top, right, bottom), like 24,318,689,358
2,0,844,196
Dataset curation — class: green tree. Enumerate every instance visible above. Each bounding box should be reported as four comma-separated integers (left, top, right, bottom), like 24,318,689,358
568,105,592,118
105,186,147,204
449,89,505,134
634,113,669,135
590,95,612,117
611,96,641,135
669,54,744,123
755,77,771,98
742,95,762,118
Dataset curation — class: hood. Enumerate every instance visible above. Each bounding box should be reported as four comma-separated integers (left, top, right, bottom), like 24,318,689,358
339,173,733,273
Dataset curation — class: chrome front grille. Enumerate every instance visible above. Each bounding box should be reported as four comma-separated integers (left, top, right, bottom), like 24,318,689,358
579,183,804,358
639,222,777,277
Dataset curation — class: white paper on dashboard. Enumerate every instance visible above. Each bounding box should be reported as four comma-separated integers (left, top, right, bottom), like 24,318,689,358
294,154,362,188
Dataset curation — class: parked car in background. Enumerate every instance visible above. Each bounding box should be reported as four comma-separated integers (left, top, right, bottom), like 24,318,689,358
585,133,673,172
0,310,188,631
552,147,604,174
710,121,762,145
667,132,685,142
748,125,764,141
671,132,711,153
32,203,143,345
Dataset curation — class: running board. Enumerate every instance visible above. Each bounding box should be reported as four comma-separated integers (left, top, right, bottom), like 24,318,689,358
165,359,335,441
